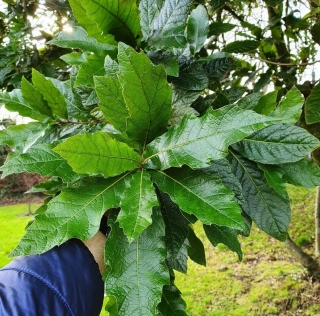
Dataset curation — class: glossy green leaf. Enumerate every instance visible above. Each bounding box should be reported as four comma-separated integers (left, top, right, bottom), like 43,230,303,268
53,132,141,178
203,224,242,260
169,106,199,125
208,22,236,36
48,26,117,54
186,5,209,55
270,87,304,124
32,69,68,119
233,124,320,164
159,192,190,273
145,105,277,170
172,86,200,108
237,92,263,111
21,77,53,118
117,170,158,241
187,225,206,266
10,175,128,256
305,82,320,124
75,0,141,46
105,208,170,316
229,151,291,241
157,285,187,316
223,40,259,53
202,57,234,80
150,167,245,230
252,90,277,115
147,0,193,49
118,43,172,144
0,143,81,183
94,75,129,133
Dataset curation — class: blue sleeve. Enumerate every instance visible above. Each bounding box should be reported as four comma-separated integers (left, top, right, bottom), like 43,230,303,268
0,239,104,316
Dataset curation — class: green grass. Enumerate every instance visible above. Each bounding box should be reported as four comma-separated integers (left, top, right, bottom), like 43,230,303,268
1,185,319,315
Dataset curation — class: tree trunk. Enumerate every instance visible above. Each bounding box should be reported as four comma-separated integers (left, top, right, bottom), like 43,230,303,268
315,186,320,258
284,234,320,276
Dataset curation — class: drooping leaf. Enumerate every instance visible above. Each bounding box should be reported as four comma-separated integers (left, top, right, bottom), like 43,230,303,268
148,51,179,77
305,82,320,124
223,40,259,53
270,87,304,124
10,175,129,256
53,132,141,178
232,124,320,164
203,224,242,260
48,26,117,54
186,5,209,55
145,105,278,170
116,170,158,241
94,75,129,133
187,225,206,266
0,143,81,183
147,0,194,49
229,151,291,241
104,209,169,316
157,285,187,316
236,92,263,111
118,43,172,144
252,90,277,115
32,69,68,119
150,167,245,230
208,22,236,36
159,192,190,273
203,159,245,205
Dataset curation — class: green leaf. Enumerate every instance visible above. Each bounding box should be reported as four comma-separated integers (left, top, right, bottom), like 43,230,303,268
157,285,187,316
48,26,117,54
203,159,245,205
223,40,259,53
311,18,320,45
105,208,170,316
104,56,120,77
187,225,206,266
202,57,234,80
203,224,242,260
145,105,277,170
116,170,158,241
159,192,190,273
263,0,283,6
210,0,226,11
148,51,179,77
60,52,88,65
53,132,141,178
252,90,277,115
118,43,172,144
147,0,194,49
237,92,263,111
139,0,161,40
305,82,320,124
169,106,199,125
170,58,208,90
74,0,141,46
172,86,200,108
150,167,245,230
75,54,106,88
21,77,53,118
229,151,291,241
10,175,128,256
233,124,320,164
208,22,236,36
186,5,209,55
94,75,129,133
253,70,273,93
0,143,81,183
0,89,48,121
32,69,68,119
270,87,304,124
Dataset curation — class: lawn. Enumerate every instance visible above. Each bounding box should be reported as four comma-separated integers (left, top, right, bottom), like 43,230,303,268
1,185,320,315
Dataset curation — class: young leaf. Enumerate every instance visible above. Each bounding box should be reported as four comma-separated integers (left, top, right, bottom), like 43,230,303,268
118,43,172,144
53,132,142,178
145,105,278,170
10,175,128,256
233,124,320,164
32,69,68,119
117,170,158,241
150,167,245,230
270,86,304,124
186,5,209,55
229,151,291,241
94,75,129,133
203,224,242,260
104,209,170,316
187,225,206,266
0,143,81,183
157,285,187,316
48,26,117,54
305,82,320,124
